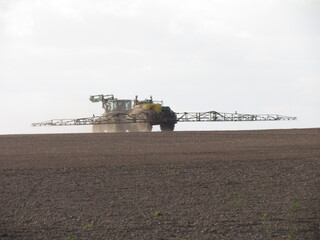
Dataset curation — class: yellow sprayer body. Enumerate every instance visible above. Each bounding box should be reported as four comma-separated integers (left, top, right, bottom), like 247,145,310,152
134,103,162,113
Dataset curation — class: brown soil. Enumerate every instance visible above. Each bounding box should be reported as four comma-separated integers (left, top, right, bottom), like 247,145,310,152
0,129,319,240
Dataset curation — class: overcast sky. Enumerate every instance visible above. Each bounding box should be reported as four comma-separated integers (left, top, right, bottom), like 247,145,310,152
0,0,319,134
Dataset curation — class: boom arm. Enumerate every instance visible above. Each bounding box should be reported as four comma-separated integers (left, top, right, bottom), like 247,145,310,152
176,111,297,122
32,112,157,127
32,111,296,127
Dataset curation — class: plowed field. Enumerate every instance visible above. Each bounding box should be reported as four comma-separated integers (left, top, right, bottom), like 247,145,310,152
1,129,319,240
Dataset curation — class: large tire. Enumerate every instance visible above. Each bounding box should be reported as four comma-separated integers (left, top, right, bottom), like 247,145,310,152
160,107,176,132
160,123,175,131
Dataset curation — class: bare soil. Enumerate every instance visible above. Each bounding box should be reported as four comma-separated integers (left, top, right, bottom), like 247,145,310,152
0,129,319,240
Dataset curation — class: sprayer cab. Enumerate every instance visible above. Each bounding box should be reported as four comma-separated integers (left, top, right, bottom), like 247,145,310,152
89,94,163,113
90,94,134,113
106,100,133,112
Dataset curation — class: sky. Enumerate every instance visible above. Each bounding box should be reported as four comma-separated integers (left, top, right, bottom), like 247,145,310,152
0,0,319,134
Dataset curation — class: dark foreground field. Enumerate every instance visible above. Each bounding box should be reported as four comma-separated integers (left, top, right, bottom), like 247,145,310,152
0,129,319,240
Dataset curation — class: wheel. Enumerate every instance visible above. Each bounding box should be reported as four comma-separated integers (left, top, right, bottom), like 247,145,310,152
160,106,176,132
160,123,175,131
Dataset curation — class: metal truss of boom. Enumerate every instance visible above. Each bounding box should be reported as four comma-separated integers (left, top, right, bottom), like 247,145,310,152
32,113,149,127
176,111,297,122
32,111,296,127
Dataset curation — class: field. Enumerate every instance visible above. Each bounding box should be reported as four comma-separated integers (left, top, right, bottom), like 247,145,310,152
0,129,319,240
